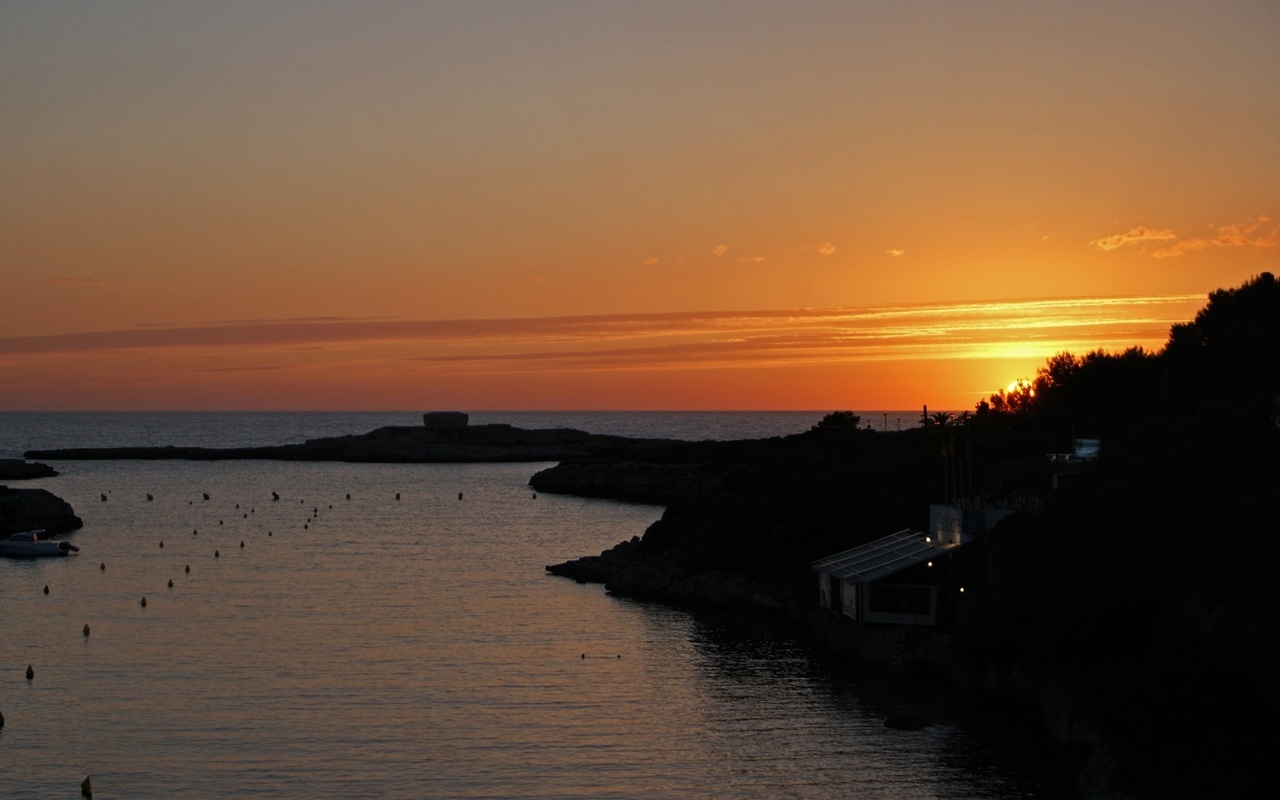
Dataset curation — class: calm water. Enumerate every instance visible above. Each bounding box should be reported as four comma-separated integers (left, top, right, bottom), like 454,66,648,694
1,413,1040,798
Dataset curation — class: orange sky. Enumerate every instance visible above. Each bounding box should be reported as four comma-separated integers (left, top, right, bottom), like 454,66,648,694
3,2,1277,411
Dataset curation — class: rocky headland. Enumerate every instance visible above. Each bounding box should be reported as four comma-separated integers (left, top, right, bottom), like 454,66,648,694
26,423,683,464
541,271,1280,799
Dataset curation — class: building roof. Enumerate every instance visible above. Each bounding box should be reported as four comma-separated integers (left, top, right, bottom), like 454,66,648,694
811,529,955,583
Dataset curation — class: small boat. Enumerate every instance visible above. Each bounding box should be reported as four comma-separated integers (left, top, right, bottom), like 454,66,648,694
0,530,80,558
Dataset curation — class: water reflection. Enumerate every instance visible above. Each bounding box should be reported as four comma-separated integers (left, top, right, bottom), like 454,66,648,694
2,455,1047,798
625,603,1051,799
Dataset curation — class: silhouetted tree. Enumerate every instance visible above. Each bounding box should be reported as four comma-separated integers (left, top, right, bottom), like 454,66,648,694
1163,271,1280,420
812,411,861,430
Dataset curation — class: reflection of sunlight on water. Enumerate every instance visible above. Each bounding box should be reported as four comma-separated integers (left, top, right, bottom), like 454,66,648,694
3,453,1046,798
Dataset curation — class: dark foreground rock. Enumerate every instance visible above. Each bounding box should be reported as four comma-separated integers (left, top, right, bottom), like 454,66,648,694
0,486,83,536
530,460,722,504
545,536,796,611
26,424,677,464
0,459,58,480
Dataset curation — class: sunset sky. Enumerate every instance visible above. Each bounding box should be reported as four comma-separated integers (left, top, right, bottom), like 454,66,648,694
3,1,1277,411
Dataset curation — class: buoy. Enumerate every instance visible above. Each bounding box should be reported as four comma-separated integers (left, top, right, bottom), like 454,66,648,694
203,493,209,500
243,513,247,519
100,494,107,502
458,492,463,500
272,492,279,501
396,493,401,500
159,540,164,548
235,503,240,509
83,624,90,637
43,585,49,595
532,493,537,499
1,709,5,727
239,540,244,548
346,494,350,500
26,665,34,680
219,520,223,525
168,579,173,588
304,523,308,530
185,564,190,573
214,550,220,558
140,597,147,607
268,531,272,536
146,493,153,501
81,775,92,797
189,500,192,505
193,529,198,535
251,508,254,513
100,562,106,571
328,504,332,509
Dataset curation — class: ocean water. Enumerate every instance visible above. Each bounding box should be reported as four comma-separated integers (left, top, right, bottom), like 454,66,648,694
1,413,1043,798
0,410,929,458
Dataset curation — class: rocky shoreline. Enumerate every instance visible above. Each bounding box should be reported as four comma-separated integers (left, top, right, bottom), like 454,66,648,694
545,535,797,611
530,459,723,504
0,485,83,537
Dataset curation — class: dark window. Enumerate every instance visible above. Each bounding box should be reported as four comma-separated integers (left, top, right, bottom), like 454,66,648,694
866,584,932,615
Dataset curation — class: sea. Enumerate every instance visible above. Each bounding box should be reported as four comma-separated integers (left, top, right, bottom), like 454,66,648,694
1,412,1051,799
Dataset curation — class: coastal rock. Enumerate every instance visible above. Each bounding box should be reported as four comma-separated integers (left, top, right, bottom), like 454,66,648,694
0,459,58,480
545,536,795,612
0,486,84,536
529,460,720,505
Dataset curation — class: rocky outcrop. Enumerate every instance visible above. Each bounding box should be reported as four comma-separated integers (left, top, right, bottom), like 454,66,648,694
545,536,796,612
0,459,58,480
0,486,83,536
530,460,722,504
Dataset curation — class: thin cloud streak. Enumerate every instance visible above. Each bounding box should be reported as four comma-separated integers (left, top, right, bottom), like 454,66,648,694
1090,226,1177,251
0,296,1204,381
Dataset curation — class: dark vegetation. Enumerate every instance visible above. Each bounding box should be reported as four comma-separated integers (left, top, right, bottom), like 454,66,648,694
553,272,1279,798
951,272,1280,799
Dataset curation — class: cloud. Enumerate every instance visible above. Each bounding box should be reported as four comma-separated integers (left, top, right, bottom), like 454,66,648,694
1148,216,1277,259
886,249,905,258
815,242,836,256
712,244,727,257
47,277,101,284
736,256,765,264
1089,226,1177,251
1150,240,1209,259
0,296,1205,374
642,257,658,266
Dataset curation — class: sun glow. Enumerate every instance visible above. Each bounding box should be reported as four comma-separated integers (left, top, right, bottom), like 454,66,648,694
1005,378,1036,397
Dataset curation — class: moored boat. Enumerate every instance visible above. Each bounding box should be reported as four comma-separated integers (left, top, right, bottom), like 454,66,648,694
0,530,79,558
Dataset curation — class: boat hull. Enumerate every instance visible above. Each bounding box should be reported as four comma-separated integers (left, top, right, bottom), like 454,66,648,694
0,531,78,558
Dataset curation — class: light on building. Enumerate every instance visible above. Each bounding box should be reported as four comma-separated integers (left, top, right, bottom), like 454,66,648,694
924,536,931,543
927,561,933,568
959,587,965,593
